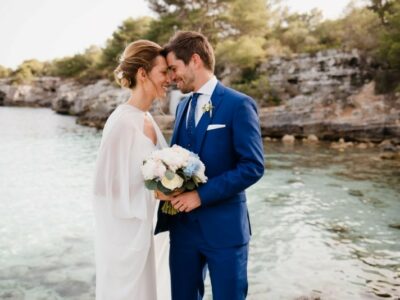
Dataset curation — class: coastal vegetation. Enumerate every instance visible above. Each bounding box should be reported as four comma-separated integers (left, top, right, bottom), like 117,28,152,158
4,0,400,103
0,65,11,78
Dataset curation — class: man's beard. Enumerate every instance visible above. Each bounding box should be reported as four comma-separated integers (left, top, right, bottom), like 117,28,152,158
180,85,193,94
178,72,195,93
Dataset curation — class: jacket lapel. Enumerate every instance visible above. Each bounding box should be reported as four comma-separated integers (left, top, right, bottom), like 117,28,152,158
194,82,225,154
170,96,190,146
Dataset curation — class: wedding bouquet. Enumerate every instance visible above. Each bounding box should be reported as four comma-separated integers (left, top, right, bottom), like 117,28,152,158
142,145,208,215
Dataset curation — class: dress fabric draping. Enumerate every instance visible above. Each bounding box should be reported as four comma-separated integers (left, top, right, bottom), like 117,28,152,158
93,104,170,300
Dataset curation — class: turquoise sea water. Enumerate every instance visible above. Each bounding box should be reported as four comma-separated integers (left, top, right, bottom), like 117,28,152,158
0,107,399,299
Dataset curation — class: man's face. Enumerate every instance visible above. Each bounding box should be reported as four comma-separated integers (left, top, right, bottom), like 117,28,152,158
166,52,196,93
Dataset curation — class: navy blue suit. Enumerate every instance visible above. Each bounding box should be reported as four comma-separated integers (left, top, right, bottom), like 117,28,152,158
155,82,264,300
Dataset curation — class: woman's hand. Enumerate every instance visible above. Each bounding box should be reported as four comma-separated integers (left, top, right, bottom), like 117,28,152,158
154,190,172,201
154,189,183,201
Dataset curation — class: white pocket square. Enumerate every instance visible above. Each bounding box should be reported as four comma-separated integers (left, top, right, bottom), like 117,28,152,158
207,124,226,131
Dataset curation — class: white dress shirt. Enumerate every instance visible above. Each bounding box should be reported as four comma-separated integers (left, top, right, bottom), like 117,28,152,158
186,76,218,126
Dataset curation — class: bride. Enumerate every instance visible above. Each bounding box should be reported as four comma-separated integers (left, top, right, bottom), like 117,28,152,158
92,40,171,300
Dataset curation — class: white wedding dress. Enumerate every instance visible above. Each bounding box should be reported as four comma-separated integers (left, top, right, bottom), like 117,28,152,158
93,104,170,300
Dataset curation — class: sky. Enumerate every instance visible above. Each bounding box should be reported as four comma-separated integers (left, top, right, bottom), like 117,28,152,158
0,0,355,69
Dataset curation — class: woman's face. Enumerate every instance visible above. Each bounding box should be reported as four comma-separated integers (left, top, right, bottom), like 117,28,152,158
146,55,170,100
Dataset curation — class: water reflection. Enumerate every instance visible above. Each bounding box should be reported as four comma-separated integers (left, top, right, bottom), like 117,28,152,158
248,141,400,299
0,107,399,299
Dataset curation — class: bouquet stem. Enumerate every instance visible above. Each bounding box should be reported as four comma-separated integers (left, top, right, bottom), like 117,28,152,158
161,201,179,215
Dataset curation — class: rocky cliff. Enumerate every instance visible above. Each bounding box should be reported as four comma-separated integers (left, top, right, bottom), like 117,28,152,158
258,49,400,142
0,77,59,107
0,49,399,142
0,78,173,130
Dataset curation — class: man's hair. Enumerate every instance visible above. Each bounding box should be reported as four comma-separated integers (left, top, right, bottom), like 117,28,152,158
162,31,215,72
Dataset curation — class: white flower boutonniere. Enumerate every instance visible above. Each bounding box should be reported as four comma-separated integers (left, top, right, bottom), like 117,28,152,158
202,102,214,118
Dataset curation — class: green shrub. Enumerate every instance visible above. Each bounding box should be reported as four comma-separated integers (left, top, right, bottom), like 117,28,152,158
99,17,152,79
0,65,11,78
11,59,46,84
231,68,280,107
49,46,102,80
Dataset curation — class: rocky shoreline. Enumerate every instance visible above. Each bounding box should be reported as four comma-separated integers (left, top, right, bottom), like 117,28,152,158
258,50,399,143
0,77,175,132
0,50,399,148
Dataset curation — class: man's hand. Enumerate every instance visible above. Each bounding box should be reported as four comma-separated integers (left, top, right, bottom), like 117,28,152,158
171,190,201,213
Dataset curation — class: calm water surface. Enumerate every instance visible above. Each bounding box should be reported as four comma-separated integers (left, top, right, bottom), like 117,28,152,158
0,107,399,299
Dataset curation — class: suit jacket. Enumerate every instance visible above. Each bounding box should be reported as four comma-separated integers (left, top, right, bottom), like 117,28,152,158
155,81,265,248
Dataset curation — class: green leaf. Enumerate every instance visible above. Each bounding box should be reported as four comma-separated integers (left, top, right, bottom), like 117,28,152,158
161,202,179,215
185,181,196,190
145,180,157,190
176,169,189,180
165,170,175,180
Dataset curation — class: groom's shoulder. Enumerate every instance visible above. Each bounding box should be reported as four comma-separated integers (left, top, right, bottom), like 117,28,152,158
175,95,190,111
220,83,257,107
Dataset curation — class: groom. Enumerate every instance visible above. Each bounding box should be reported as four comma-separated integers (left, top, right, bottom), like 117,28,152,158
155,31,264,300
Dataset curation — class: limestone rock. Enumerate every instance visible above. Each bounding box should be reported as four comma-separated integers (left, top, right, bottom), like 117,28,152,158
282,134,295,144
258,50,400,142
357,143,368,149
0,77,59,107
305,134,319,143
1,49,399,139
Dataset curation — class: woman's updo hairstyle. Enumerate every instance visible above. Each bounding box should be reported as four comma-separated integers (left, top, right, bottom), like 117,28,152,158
114,40,162,89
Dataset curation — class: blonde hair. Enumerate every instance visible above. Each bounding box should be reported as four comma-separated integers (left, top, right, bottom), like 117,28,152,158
114,40,162,89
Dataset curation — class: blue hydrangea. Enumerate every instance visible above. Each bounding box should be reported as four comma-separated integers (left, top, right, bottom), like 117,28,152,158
183,153,201,177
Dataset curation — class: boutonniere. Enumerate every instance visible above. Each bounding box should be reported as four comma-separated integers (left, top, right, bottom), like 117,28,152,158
202,102,214,117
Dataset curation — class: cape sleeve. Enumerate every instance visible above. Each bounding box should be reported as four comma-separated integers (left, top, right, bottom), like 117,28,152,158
93,112,149,220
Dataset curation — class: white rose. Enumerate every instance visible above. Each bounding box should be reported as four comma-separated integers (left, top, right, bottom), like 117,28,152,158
161,173,184,190
154,164,166,178
142,160,157,180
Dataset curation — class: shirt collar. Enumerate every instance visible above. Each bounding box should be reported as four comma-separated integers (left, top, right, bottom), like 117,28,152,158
194,75,218,97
